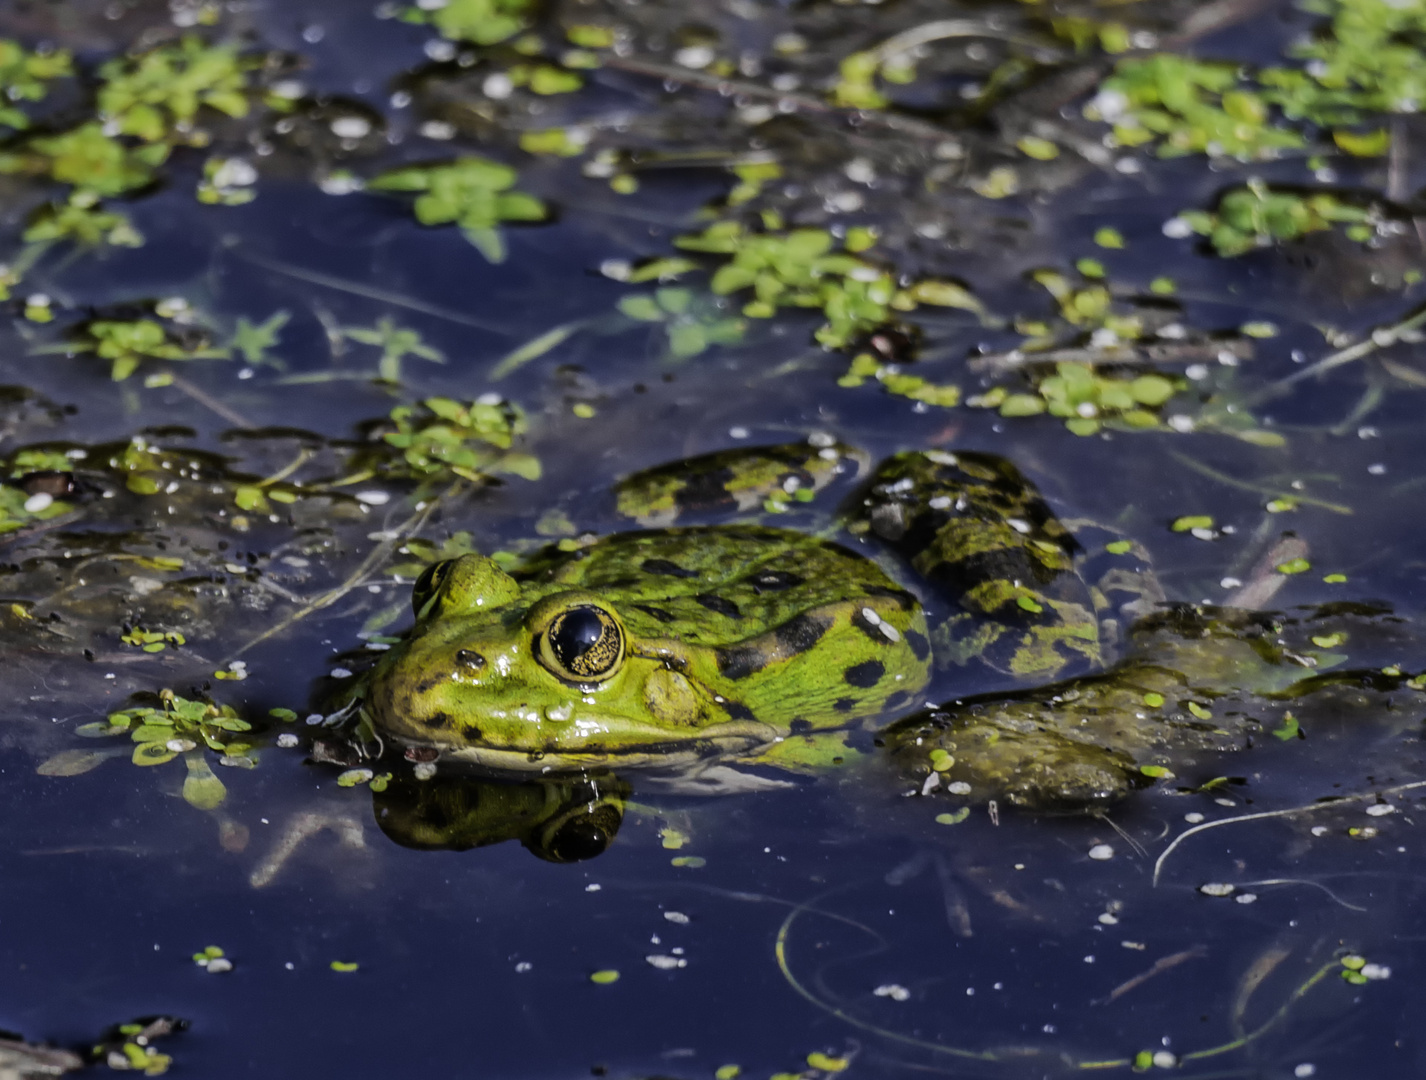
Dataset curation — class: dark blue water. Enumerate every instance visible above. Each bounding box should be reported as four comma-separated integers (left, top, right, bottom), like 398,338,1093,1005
1,1,1425,1077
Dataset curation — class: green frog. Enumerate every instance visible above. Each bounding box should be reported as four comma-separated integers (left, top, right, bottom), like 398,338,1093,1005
352,438,1421,810
356,441,1165,797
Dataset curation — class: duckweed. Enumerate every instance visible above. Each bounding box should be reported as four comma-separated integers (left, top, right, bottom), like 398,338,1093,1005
1178,182,1377,257
400,0,535,45
0,41,73,131
617,287,746,359
46,690,254,809
368,157,547,262
378,396,541,484
72,314,229,381
342,318,445,383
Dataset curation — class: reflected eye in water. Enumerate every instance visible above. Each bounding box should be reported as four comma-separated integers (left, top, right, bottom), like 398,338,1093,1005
531,801,624,863
541,604,625,681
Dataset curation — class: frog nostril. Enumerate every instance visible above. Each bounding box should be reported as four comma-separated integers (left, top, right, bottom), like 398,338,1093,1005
455,649,486,670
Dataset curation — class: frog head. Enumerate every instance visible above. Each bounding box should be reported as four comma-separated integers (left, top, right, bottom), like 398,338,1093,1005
365,554,781,771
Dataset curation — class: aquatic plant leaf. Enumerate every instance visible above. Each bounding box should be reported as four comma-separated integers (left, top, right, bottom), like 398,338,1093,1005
182,751,226,809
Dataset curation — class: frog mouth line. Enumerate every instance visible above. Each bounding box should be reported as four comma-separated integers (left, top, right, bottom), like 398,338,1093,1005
403,720,782,773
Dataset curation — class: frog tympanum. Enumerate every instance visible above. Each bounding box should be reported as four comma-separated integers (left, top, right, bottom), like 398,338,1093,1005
350,440,1419,815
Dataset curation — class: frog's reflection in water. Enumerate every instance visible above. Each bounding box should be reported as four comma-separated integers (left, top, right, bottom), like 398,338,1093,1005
372,771,629,862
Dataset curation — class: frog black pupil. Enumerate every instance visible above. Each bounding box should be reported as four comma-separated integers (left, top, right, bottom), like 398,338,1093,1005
551,606,619,677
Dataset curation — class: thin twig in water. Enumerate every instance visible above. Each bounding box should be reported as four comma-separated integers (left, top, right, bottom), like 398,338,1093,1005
1154,778,1426,885
969,339,1252,377
601,56,955,142
1237,878,1368,912
1244,302,1426,406
1230,944,1292,1041
1168,449,1353,516
169,373,256,430
864,20,1054,64
1097,946,1207,1004
227,243,511,333
227,483,456,660
1093,811,1148,859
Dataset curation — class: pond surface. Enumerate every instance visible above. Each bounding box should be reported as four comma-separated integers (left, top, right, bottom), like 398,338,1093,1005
1,0,1424,1076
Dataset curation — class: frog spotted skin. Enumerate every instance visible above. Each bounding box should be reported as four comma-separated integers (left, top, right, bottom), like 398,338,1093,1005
364,524,930,773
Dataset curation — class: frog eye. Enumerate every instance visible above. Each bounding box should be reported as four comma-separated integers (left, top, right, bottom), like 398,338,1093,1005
412,559,456,618
540,605,624,682
532,802,623,863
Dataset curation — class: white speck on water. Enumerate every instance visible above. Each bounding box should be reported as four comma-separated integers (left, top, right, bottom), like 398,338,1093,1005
674,45,715,69
329,668,353,679
1368,463,1387,475
1214,797,1235,807
276,733,298,748
1199,882,1236,897
1235,893,1258,904
330,116,371,139
22,493,52,513
663,911,690,924
356,490,390,505
1361,963,1391,980
1311,825,1329,836
1367,803,1396,816
413,761,437,780
1184,812,1205,823
483,72,514,99
1152,1052,1177,1068
515,961,532,973
729,427,750,439
424,39,457,62
1098,913,1118,925
419,120,455,140
1219,577,1242,589
304,714,323,725
946,781,971,795
1088,844,1114,861
585,883,601,892
1294,1065,1316,1078
646,954,688,970
873,984,910,1001
1083,955,1095,963
1162,217,1193,239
